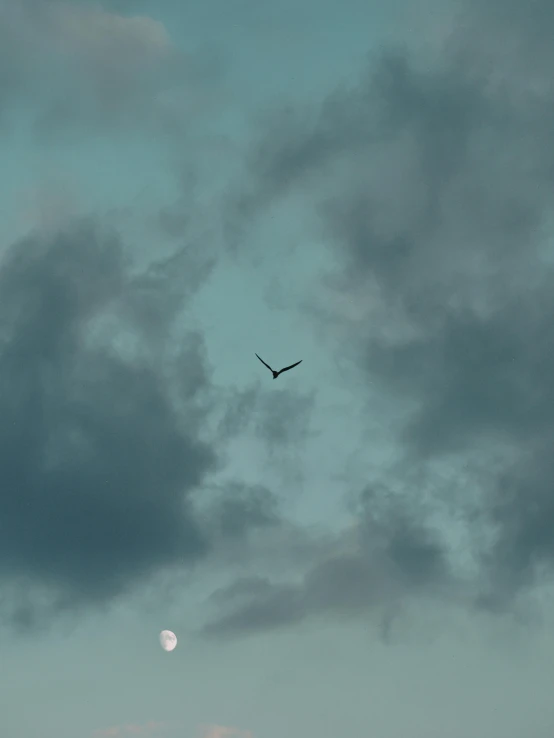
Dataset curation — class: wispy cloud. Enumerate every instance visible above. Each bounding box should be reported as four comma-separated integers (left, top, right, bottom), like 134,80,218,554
200,724,253,738
92,721,168,738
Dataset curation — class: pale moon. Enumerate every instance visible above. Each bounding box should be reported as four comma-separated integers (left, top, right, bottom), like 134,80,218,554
159,629,177,652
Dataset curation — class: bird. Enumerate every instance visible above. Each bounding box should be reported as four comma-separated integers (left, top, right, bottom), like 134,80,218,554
255,353,302,379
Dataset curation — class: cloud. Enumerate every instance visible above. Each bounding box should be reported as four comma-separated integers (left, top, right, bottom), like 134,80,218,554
215,383,317,489
0,209,315,630
254,389,316,449
200,725,252,738
203,483,281,541
0,0,217,136
203,488,452,637
93,721,251,738
0,216,225,627
92,722,168,738
217,382,316,451
217,0,554,625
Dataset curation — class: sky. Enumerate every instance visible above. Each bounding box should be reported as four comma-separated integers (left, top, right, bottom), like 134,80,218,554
2,0,554,736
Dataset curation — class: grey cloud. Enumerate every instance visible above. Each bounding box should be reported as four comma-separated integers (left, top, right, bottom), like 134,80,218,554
255,390,316,449
364,293,554,459
203,493,450,637
195,483,326,581
0,0,219,137
234,0,554,609
208,576,276,605
217,385,315,452
203,483,281,541
0,218,221,626
217,386,260,438
204,578,304,636
481,445,554,610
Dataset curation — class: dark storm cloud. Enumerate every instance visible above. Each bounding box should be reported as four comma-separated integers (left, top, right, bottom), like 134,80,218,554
0,218,221,624
203,491,450,637
478,445,554,610
228,0,554,613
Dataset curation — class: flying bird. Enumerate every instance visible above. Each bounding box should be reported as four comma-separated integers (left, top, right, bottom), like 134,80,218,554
255,353,302,379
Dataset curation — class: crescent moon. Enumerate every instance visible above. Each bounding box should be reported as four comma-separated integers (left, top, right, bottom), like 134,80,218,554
159,629,177,652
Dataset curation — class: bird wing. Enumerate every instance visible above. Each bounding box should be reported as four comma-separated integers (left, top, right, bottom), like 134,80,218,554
277,360,302,375
255,353,274,373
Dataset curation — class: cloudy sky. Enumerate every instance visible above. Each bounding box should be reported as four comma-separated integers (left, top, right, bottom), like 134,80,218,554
2,0,554,736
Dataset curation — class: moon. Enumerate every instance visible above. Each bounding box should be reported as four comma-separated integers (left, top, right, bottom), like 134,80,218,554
159,629,177,652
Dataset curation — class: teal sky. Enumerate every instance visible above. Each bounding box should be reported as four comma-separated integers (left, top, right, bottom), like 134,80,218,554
2,1,554,737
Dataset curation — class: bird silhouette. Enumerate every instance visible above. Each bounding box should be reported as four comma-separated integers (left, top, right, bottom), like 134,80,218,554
255,353,302,379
